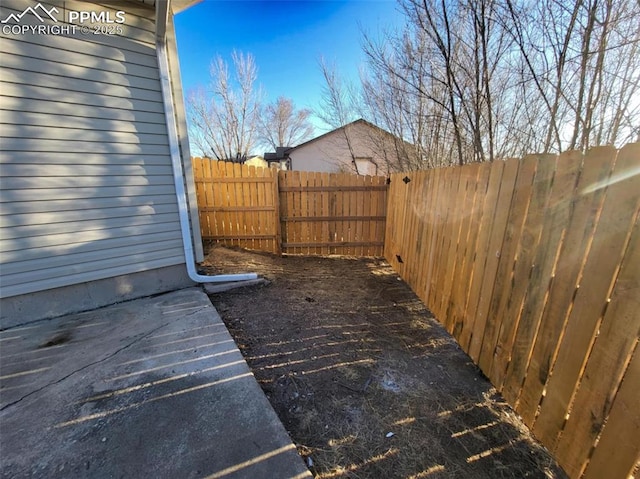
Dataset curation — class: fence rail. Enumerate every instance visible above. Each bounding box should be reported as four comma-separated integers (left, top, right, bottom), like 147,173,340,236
192,159,388,256
384,144,640,479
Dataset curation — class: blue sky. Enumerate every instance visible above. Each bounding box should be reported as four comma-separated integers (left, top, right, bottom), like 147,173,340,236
174,0,406,133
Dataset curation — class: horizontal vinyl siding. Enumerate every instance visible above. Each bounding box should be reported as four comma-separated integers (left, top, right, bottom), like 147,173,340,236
1,124,170,145
1,81,166,113
2,110,166,134
1,163,174,177
0,184,174,201
0,152,171,165
1,203,179,228
1,69,163,104
3,236,184,274
1,212,179,239
0,0,185,298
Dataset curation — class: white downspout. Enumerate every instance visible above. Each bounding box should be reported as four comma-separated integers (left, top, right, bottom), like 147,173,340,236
156,1,257,284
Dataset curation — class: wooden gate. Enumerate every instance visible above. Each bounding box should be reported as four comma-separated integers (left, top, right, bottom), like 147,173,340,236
279,170,387,256
192,158,388,256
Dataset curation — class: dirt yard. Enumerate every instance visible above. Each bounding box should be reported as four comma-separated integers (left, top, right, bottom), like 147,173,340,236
200,246,566,479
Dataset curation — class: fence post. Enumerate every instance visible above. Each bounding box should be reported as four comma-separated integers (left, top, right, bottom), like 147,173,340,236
273,169,282,255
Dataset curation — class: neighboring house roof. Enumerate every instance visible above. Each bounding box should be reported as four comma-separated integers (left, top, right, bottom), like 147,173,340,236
283,118,417,175
263,119,409,160
287,118,409,153
264,146,293,162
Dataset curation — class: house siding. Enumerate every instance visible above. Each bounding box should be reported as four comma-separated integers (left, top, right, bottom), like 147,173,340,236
0,0,186,298
289,130,352,173
288,120,412,175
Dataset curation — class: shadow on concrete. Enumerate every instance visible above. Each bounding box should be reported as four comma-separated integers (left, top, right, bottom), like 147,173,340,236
0,288,310,479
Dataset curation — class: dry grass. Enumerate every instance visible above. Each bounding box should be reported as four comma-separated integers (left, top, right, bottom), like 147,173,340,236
203,246,566,479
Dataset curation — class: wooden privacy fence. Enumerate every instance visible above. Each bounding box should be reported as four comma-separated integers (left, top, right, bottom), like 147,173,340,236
385,144,639,479
193,160,281,253
192,158,388,256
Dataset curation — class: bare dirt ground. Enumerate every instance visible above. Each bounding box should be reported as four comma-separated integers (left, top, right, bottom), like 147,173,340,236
200,245,567,479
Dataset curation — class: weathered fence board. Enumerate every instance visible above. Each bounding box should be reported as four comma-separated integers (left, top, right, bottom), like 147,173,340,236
555,218,639,477
384,143,640,479
192,159,387,256
278,170,387,255
514,150,583,425
193,159,280,253
581,343,640,479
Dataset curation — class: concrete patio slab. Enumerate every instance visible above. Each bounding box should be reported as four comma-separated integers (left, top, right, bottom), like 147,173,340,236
0,288,311,479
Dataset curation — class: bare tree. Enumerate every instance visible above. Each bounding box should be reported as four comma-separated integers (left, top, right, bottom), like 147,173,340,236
258,97,315,149
317,57,360,130
317,58,363,173
354,0,640,166
503,0,640,152
360,0,515,165
360,61,433,170
187,51,262,161
317,57,425,174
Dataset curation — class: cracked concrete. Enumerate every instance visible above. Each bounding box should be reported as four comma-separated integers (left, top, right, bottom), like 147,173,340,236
0,288,311,479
